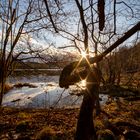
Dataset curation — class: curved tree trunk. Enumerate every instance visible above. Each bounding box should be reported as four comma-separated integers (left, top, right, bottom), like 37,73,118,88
75,66,101,140
59,22,140,140
75,92,97,140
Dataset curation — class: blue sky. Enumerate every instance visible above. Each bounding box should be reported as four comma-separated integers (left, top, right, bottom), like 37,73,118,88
0,0,139,54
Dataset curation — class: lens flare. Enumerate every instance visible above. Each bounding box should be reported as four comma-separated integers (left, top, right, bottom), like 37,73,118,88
80,79,86,89
81,51,87,58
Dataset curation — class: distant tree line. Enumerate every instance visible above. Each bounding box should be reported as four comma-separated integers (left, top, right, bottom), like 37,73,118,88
100,42,140,85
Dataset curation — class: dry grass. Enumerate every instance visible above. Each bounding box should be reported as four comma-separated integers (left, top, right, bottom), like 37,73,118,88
3,83,13,94
0,99,140,140
0,108,78,140
14,82,37,88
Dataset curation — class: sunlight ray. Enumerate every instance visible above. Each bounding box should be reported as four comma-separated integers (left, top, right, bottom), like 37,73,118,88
73,52,92,74
81,51,87,58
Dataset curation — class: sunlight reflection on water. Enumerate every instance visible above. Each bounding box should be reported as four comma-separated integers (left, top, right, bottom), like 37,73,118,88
3,75,108,108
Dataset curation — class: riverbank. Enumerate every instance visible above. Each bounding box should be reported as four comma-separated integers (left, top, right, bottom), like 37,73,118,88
0,98,140,140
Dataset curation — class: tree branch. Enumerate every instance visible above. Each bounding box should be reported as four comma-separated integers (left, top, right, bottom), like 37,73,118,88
43,0,58,33
59,21,140,87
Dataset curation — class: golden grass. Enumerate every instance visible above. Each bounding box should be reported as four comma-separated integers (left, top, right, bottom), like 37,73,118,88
2,83,13,94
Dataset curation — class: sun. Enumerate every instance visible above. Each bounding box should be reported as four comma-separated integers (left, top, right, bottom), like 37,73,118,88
81,51,87,58
81,79,86,86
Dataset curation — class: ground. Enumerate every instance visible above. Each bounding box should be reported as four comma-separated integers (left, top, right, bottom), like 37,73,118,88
0,97,140,140
0,107,78,140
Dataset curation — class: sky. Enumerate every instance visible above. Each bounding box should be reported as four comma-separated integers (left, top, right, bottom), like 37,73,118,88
0,0,140,56
34,0,140,50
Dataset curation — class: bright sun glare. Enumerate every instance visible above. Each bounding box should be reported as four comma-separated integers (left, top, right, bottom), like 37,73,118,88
81,51,87,58
80,79,86,89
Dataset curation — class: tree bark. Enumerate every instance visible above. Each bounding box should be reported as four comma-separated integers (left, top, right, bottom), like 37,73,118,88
75,92,97,140
75,66,101,140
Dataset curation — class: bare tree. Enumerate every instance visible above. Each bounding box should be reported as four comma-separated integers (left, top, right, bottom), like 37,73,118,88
58,0,140,139
0,0,64,105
